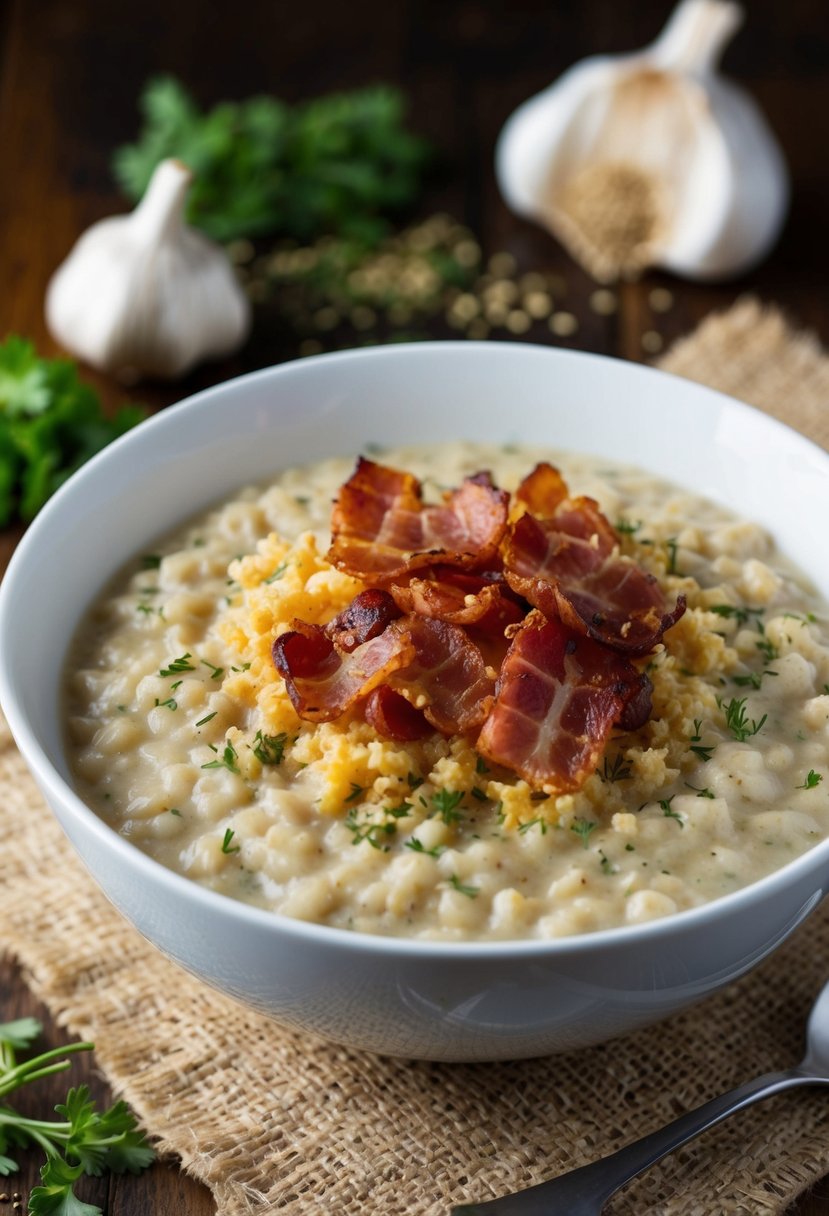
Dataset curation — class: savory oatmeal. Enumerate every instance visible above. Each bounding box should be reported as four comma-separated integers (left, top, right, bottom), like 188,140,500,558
65,444,829,941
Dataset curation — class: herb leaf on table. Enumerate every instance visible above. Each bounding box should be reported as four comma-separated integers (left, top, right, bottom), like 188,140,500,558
0,337,146,527
0,1017,153,1215
113,76,431,244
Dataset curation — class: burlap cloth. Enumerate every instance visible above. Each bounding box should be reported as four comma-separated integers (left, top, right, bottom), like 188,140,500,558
2,297,829,1216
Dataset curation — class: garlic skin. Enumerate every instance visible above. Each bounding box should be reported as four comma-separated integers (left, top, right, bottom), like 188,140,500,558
495,0,789,282
46,159,251,380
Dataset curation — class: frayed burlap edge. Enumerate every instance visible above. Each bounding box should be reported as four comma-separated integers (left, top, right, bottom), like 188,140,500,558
1,298,828,1216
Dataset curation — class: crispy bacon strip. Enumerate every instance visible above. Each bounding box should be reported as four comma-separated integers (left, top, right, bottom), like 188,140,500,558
477,611,647,792
364,686,431,741
514,462,569,517
328,457,509,583
390,616,495,735
272,620,414,722
325,589,401,653
504,508,685,655
390,567,524,637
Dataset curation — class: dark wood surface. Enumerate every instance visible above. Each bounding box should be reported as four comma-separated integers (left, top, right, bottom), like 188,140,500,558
1,0,829,1211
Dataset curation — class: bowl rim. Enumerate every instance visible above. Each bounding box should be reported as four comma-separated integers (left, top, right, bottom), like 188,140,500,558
2,339,829,960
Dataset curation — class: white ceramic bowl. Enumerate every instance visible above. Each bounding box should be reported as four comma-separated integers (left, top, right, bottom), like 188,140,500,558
2,342,828,1062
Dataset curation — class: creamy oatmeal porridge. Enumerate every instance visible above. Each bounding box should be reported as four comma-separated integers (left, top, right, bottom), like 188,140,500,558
65,444,829,941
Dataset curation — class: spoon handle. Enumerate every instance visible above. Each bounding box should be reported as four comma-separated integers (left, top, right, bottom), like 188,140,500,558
452,1067,821,1216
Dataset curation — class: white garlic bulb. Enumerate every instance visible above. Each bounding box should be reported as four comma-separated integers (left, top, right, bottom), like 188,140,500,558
495,0,789,282
46,159,251,380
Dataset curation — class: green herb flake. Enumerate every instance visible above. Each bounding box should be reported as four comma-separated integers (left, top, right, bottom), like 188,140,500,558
153,697,177,711
518,817,548,836
665,537,680,576
475,756,490,776
221,828,241,855
405,838,445,858
659,796,684,827
159,652,196,677
570,818,597,849
721,697,767,743
253,730,288,766
797,770,823,790
264,561,289,584
201,742,240,774
196,712,217,727
169,808,182,817
431,789,464,825
470,786,488,803
345,783,365,803
449,874,479,899
597,753,633,783
615,518,642,536
201,658,225,680
685,782,715,799
407,771,424,790
599,850,618,875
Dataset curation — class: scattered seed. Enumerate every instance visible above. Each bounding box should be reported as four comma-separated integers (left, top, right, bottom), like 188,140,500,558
523,290,553,319
488,251,517,277
649,286,674,312
549,311,579,337
589,288,618,315
642,329,664,353
506,309,531,334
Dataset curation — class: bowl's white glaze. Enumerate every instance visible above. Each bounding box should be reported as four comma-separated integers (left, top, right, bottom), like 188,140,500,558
1,342,828,1061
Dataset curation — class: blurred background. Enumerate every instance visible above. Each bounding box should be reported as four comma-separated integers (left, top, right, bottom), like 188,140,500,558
1,1,829,1211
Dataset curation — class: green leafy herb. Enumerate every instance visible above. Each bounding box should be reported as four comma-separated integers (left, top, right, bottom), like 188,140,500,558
659,796,684,827
570,818,597,848
665,537,680,576
448,874,479,899
345,783,365,803
431,789,464,825
0,337,145,526
685,782,715,799
797,770,823,790
597,753,632,783
114,76,431,245
733,669,777,690
140,554,161,570
169,808,182,817
709,603,764,626
201,659,225,680
221,828,240,854
264,562,289,584
201,742,240,774
518,817,548,835
345,807,397,850
599,850,618,875
407,772,424,790
721,697,767,743
475,756,490,776
253,730,287,766
755,626,779,663
153,697,177,711
470,786,488,803
159,652,195,677
689,719,716,763
195,712,217,727
0,1020,152,1214
615,519,642,536
405,838,445,858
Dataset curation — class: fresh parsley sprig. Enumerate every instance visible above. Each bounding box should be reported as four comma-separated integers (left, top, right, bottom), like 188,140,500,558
0,1018,153,1216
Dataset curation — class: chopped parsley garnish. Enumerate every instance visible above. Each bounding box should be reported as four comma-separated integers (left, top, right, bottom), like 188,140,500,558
570,818,597,848
253,730,287,765
659,796,684,826
615,518,642,536
431,789,464,825
141,554,162,569
797,770,823,790
405,838,445,858
709,603,764,626
221,828,240,854
169,808,182,817
159,652,196,677
264,561,289,584
448,874,479,899
599,850,618,875
346,810,395,850
685,782,715,799
345,783,365,803
597,753,633,783
721,697,767,743
689,719,716,762
518,817,548,835
201,659,224,680
153,696,177,711
201,742,240,774
195,712,217,727
407,772,424,790
475,756,490,776
665,537,681,575
231,662,252,672
755,630,779,663
470,786,488,802
386,801,413,820
733,669,777,690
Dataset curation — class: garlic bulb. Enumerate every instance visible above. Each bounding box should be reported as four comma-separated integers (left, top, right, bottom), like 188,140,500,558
46,159,251,380
495,0,789,282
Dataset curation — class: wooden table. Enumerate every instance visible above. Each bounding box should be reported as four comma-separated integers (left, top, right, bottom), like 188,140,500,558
1,0,828,1211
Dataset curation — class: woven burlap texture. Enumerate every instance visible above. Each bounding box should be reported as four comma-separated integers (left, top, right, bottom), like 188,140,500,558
2,297,829,1216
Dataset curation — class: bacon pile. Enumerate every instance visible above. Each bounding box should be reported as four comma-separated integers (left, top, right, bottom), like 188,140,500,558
272,458,686,795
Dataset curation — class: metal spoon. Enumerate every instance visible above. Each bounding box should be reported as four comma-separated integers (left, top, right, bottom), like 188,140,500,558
451,980,829,1216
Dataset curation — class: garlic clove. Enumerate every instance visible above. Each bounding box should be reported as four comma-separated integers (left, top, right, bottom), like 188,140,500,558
46,159,251,381
495,0,789,283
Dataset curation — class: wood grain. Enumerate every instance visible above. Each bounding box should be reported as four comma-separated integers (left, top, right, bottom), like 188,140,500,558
1,1,828,1212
